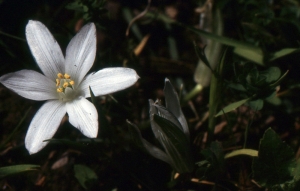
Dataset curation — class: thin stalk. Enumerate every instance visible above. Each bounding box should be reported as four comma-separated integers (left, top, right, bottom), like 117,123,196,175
243,106,258,148
0,31,26,42
0,107,31,150
207,49,226,145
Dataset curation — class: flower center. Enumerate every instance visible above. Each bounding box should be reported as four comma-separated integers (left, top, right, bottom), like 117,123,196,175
56,73,76,101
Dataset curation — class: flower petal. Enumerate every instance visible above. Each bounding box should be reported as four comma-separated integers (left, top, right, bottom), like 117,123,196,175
164,78,189,138
66,97,98,138
0,69,58,100
78,67,139,97
26,20,65,79
65,23,96,84
25,100,66,154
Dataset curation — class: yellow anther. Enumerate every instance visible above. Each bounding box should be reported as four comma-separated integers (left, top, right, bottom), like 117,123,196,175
64,73,71,79
69,80,75,85
57,88,63,93
63,82,69,88
56,79,60,86
57,73,64,79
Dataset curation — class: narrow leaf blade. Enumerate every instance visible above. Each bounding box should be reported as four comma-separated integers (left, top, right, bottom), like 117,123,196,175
0,164,40,179
215,98,250,117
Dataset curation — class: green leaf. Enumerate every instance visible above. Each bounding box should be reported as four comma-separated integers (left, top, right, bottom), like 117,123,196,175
44,139,92,152
0,165,39,179
215,98,250,117
193,42,213,71
145,11,264,65
183,84,203,102
74,164,98,189
153,114,194,173
207,48,227,144
198,142,224,179
269,70,289,88
259,67,281,84
225,149,258,159
233,47,264,65
293,159,300,181
127,120,171,165
252,128,296,187
45,138,109,157
270,48,300,61
89,86,96,105
228,83,247,92
185,25,264,65
207,142,224,169
265,94,282,106
248,99,264,110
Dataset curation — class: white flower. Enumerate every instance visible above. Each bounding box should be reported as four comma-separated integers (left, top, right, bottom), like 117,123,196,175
0,20,139,154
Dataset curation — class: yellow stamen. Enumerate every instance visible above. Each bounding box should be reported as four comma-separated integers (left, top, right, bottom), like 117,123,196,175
56,79,60,86
69,80,75,85
57,88,63,92
57,73,64,79
64,73,71,79
63,82,69,88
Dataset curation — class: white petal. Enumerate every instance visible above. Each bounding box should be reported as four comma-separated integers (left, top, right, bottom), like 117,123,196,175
0,70,58,100
66,97,98,138
78,67,139,97
25,100,66,154
26,20,65,79
65,23,96,85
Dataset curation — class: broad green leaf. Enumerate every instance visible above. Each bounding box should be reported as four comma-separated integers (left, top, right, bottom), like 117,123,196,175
259,67,281,84
65,2,84,12
252,128,296,187
265,95,282,106
0,165,39,179
153,114,194,173
228,83,247,92
74,164,98,189
248,99,264,110
269,70,289,88
225,149,258,159
215,98,250,117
